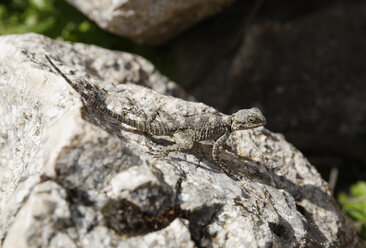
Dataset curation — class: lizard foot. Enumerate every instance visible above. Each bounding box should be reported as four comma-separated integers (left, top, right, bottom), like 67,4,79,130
147,147,170,159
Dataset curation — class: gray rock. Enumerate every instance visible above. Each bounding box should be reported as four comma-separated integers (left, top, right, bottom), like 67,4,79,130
65,0,236,45
0,33,363,247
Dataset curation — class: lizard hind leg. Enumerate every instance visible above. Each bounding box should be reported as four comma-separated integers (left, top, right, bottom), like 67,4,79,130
148,106,177,126
160,131,194,157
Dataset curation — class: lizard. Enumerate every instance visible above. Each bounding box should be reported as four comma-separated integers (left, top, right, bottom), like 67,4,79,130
45,55,266,162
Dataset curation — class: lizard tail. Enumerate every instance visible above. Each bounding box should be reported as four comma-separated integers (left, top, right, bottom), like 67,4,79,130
45,55,170,136
45,55,100,106
100,106,170,136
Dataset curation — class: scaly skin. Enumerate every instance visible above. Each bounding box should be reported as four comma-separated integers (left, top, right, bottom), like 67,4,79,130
45,55,266,161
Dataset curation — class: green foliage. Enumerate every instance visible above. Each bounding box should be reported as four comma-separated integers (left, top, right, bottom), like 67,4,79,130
0,0,135,50
338,181,366,239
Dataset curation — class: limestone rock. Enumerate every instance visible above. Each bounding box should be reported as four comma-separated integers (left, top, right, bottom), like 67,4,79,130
65,0,236,45
0,33,363,247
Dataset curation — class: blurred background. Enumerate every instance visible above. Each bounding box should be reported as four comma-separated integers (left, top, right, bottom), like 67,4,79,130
1,0,365,238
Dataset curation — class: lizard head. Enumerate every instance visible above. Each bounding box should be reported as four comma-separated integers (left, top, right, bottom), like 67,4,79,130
231,107,266,131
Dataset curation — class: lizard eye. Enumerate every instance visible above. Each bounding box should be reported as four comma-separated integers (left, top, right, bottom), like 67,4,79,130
248,116,256,123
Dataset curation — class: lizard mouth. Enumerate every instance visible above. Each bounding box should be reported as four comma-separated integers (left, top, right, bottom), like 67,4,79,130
248,123,265,129
249,119,266,128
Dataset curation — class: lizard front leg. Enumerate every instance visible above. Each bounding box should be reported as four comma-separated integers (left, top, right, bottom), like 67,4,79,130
212,132,230,162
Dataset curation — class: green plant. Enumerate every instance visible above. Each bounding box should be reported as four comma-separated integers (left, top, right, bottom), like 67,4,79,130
338,181,366,239
0,0,134,49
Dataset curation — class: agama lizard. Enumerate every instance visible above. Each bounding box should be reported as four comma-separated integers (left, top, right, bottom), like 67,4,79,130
45,55,266,162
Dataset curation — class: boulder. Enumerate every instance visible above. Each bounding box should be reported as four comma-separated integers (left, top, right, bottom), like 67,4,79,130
66,0,236,45
0,33,363,247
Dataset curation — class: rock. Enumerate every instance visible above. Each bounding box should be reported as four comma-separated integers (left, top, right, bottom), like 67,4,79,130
65,0,236,45
0,33,363,247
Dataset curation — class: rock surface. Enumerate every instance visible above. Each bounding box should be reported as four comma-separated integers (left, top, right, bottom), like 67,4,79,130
0,33,363,247
66,0,235,45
